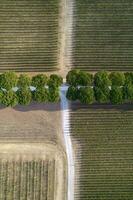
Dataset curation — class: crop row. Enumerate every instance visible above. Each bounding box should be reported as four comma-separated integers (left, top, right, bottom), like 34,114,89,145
70,109,133,200
71,0,133,71
0,0,60,71
0,159,55,200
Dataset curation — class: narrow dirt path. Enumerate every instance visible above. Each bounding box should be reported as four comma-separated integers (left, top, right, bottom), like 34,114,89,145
59,0,75,78
60,85,75,200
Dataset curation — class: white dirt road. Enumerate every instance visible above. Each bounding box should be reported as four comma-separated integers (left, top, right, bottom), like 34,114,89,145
60,84,75,200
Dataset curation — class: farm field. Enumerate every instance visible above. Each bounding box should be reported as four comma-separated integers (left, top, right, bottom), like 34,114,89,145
0,103,63,144
0,104,67,200
0,143,66,200
70,105,133,199
0,0,60,72
71,0,133,71
0,159,52,200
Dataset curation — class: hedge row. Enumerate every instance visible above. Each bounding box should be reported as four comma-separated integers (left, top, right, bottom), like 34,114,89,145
0,72,63,107
0,70,132,107
66,70,133,104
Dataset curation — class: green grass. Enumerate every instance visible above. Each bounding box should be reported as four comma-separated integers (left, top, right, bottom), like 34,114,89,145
70,107,133,199
0,0,60,71
0,159,55,200
72,0,133,71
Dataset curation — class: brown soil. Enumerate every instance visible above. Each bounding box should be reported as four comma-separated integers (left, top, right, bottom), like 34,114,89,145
0,103,64,146
0,103,67,200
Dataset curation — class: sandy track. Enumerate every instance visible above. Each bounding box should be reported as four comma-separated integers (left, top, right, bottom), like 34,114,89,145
60,85,75,200
58,0,75,78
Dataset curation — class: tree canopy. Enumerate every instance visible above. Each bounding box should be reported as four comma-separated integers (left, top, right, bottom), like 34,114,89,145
0,71,18,90
32,87,48,103
17,74,31,89
94,71,111,88
66,86,78,101
124,72,133,85
110,86,124,104
48,87,60,103
0,90,3,104
32,74,48,88
48,74,63,89
110,72,125,86
17,88,32,105
0,70,131,106
78,87,95,104
66,70,93,86
94,87,110,103
1,90,18,107
66,69,80,86
123,84,133,101
77,71,93,86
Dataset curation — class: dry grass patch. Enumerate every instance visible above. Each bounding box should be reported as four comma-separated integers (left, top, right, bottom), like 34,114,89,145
0,143,67,200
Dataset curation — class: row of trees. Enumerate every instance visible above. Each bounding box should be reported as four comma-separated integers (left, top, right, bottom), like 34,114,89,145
66,70,133,104
0,70,132,106
66,70,133,87
0,72,63,107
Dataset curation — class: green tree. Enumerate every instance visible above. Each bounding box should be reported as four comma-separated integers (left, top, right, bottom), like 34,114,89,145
0,71,18,90
1,90,18,107
17,74,31,89
94,87,110,103
78,87,95,104
78,71,93,86
124,72,133,85
17,88,32,105
110,86,124,104
66,69,80,86
0,90,3,104
110,72,125,86
32,74,48,88
123,84,133,102
48,88,60,103
32,87,48,103
94,71,111,88
48,74,63,89
66,86,78,101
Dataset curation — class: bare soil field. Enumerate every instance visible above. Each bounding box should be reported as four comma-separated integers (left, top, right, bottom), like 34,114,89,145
0,103,67,200
0,103,63,145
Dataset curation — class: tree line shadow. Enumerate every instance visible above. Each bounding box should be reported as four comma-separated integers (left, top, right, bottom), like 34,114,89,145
70,102,133,112
0,101,132,112
0,101,60,112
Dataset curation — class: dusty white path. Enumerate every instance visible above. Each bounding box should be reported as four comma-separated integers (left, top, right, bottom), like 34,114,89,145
60,84,75,200
59,0,75,77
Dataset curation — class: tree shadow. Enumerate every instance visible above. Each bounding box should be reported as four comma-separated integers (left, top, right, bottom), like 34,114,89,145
14,101,61,112
70,102,133,112
0,101,132,112
0,102,61,112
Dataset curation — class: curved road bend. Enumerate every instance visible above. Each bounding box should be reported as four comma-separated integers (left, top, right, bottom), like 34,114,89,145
60,84,75,200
